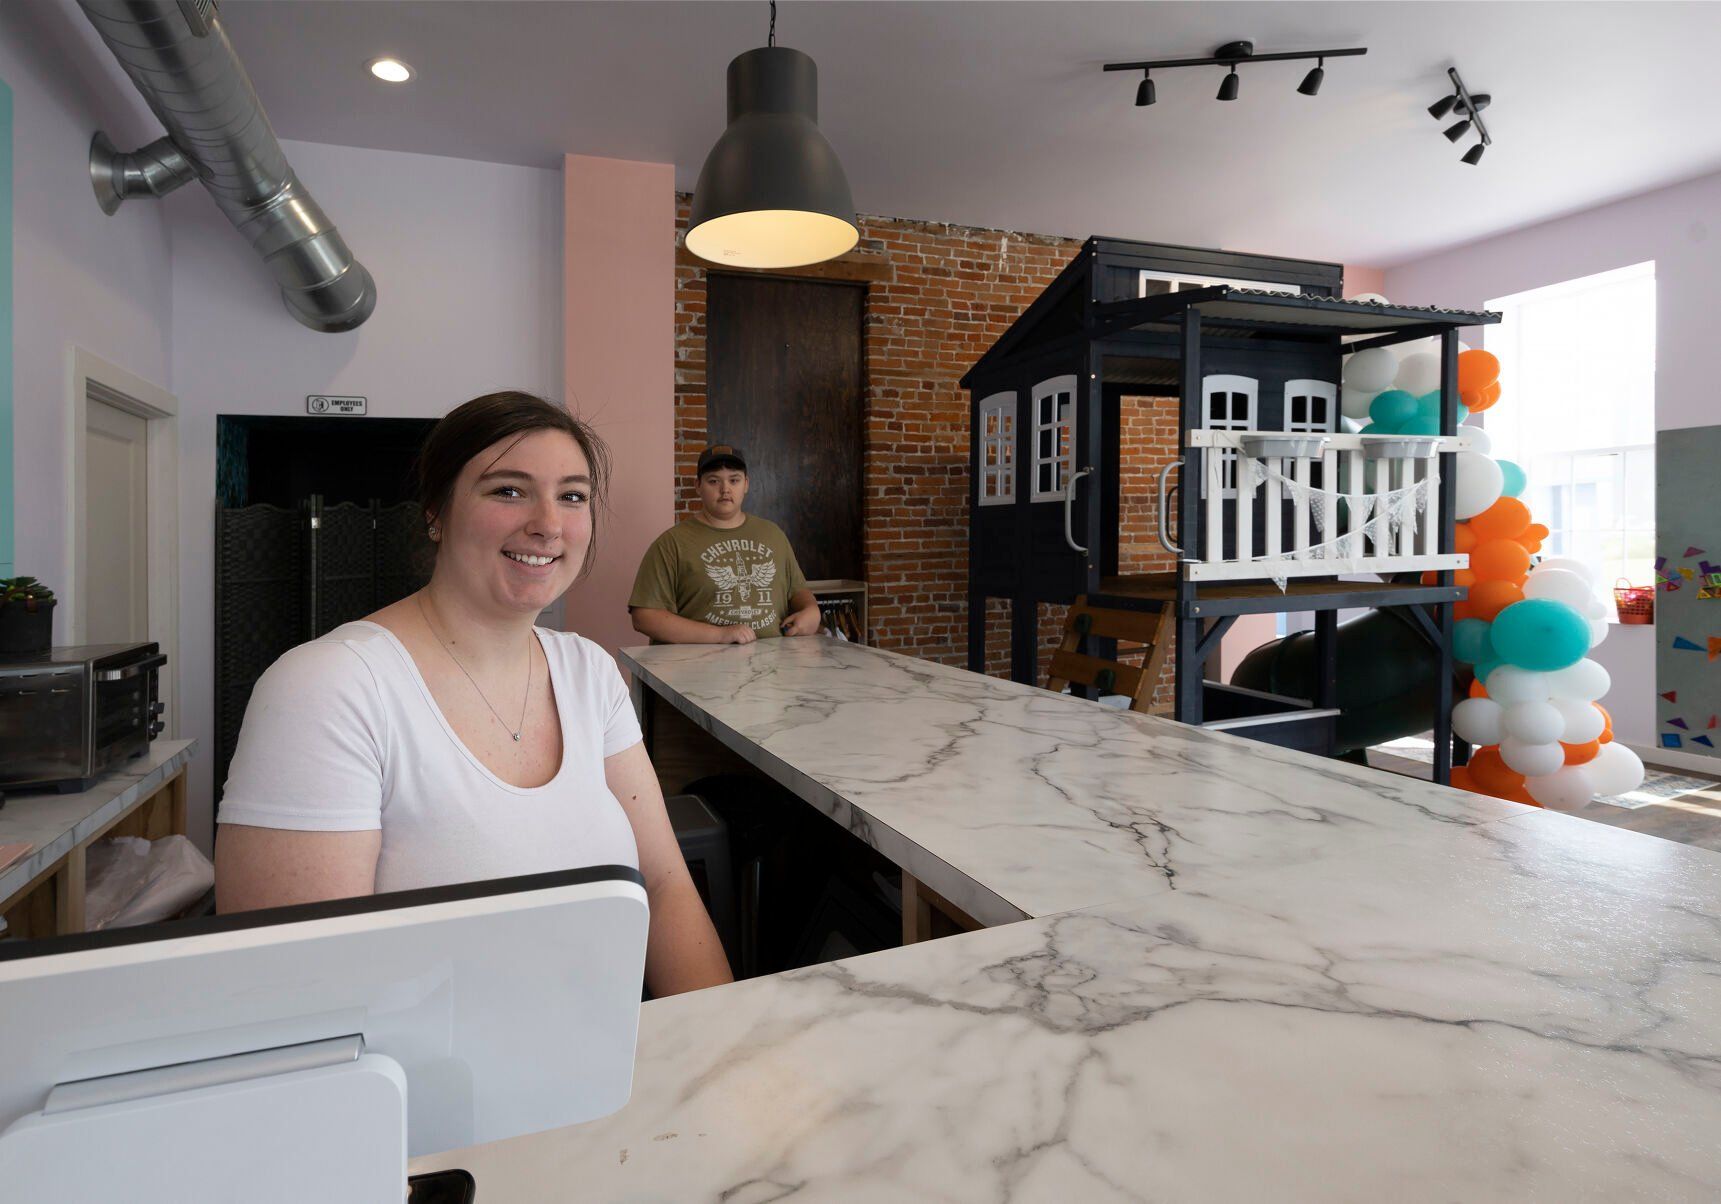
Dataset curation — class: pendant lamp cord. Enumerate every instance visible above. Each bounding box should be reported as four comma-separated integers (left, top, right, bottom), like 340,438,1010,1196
768,0,776,46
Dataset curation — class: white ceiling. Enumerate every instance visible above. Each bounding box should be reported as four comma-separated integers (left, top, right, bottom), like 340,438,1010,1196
216,1,1721,267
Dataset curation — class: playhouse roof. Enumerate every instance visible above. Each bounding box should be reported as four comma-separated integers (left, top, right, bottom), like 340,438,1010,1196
962,237,1498,387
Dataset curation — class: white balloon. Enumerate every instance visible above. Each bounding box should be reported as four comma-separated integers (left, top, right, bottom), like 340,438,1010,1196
1460,423,1492,454
1526,765,1598,808
1343,348,1398,393
1453,452,1505,520
1452,697,1505,746
1341,385,1378,422
1503,700,1565,745
1350,292,1389,306
1586,743,1645,797
1587,618,1609,649
1458,338,1473,355
1523,568,1600,612
1501,738,1566,777
1533,557,1599,585
1395,336,1439,360
1487,666,1552,705
1551,697,1605,744
1546,658,1610,702
1394,351,1441,396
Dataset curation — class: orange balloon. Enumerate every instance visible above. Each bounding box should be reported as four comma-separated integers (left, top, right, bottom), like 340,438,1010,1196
1519,539,1543,556
1468,746,1525,796
1468,579,1525,622
1463,380,1504,413
1468,677,1490,699
1597,704,1614,744
1562,739,1600,765
1448,765,1475,793
1525,523,1550,541
1470,538,1531,582
1507,786,1541,807
1471,497,1532,542
1458,350,1501,393
1453,600,1478,623
1454,523,1478,554
1455,568,1477,587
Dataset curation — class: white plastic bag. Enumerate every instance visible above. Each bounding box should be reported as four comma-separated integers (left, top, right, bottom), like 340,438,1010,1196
85,835,215,930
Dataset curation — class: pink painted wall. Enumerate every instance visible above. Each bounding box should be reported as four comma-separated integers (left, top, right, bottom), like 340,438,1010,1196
1382,167,1721,753
1343,264,1386,298
561,155,675,660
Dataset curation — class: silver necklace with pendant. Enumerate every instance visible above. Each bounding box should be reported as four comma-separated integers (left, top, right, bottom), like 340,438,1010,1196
417,593,532,742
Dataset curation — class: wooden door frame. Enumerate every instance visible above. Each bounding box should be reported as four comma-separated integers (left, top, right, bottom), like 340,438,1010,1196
64,346,181,735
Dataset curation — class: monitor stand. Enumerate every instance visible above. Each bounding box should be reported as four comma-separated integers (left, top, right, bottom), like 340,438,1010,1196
0,1035,408,1202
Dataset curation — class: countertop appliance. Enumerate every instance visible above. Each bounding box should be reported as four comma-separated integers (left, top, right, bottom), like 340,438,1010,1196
0,643,166,794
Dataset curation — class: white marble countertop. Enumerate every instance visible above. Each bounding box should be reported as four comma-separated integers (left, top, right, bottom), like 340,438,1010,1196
0,740,195,904
408,642,1721,1200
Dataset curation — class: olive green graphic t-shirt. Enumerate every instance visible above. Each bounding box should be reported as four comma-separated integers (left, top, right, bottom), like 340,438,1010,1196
628,515,809,637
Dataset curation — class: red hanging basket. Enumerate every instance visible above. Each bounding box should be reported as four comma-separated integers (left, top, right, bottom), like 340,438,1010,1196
1613,578,1654,625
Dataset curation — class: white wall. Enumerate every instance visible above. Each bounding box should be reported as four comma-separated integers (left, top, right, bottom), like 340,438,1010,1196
1383,167,1721,751
170,139,563,848
1,0,174,591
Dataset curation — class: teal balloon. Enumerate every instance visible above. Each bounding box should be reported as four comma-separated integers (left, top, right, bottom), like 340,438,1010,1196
1368,389,1418,433
1473,657,1502,684
1497,459,1526,497
1453,618,1495,666
1489,598,1590,672
1398,413,1440,436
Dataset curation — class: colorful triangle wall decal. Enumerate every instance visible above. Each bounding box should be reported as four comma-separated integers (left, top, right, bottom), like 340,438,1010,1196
1673,635,1705,652
1696,735,1716,748
1669,717,1689,729
1710,715,1718,729
1687,546,1706,557
1661,690,1678,703
1709,637,1721,661
1663,733,1685,748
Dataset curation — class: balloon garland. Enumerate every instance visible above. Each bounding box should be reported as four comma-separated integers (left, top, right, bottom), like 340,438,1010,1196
1341,327,1648,807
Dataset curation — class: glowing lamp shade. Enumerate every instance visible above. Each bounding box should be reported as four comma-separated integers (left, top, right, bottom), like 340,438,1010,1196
686,47,857,269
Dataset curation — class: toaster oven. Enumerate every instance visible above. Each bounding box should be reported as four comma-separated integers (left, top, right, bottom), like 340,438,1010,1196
0,642,166,793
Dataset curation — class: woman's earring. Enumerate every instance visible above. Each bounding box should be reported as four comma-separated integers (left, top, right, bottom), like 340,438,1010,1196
427,526,440,541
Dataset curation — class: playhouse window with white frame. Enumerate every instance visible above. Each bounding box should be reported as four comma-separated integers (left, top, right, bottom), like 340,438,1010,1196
1030,375,1078,501
977,391,1016,506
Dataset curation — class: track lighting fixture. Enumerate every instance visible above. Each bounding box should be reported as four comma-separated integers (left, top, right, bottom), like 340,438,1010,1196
1430,66,1493,167
1104,39,1366,105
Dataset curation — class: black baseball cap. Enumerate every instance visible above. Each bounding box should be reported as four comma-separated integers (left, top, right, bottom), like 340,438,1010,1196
697,444,748,475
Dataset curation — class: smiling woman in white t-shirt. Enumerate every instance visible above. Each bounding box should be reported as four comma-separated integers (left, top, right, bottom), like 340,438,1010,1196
215,392,733,997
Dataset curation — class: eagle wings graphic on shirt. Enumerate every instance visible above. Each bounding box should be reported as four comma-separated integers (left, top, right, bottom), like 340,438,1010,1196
701,541,781,627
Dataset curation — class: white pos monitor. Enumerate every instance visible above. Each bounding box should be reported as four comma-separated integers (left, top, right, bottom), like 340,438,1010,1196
0,864,649,1203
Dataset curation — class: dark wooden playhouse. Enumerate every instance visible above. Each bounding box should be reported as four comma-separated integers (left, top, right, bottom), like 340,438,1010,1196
961,238,1497,781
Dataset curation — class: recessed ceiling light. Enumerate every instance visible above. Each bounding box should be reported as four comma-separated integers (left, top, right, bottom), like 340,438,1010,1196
368,58,414,84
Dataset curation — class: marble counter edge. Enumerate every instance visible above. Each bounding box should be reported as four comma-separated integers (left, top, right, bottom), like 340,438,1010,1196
621,649,1033,928
0,740,196,905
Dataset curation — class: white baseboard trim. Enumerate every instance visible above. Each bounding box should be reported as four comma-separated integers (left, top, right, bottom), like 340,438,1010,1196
1622,740,1721,778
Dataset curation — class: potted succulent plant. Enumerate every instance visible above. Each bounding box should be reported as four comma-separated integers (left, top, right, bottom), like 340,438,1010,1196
0,576,57,654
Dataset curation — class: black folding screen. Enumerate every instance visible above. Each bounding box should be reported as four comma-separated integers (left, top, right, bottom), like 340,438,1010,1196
214,496,433,809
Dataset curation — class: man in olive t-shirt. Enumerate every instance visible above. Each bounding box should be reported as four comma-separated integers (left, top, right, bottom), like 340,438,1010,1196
629,445,822,645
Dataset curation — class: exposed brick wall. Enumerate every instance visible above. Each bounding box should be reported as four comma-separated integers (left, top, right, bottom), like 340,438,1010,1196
673,197,1178,706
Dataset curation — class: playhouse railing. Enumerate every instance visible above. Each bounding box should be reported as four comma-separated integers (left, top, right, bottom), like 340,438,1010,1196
1167,431,1473,582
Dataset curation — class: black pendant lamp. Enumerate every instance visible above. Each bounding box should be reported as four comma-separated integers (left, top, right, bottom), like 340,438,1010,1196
686,3,857,269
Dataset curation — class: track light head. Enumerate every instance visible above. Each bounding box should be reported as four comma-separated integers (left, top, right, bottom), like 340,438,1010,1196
1453,92,1492,115
1217,69,1240,102
1136,73,1156,107
1428,93,1457,120
1443,119,1472,142
1461,142,1486,165
1298,60,1325,96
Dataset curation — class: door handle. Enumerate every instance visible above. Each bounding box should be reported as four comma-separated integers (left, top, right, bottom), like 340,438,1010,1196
1157,460,1183,555
94,653,167,683
1063,468,1093,556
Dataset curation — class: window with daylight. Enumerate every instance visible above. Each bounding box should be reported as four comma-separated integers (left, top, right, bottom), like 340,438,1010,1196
978,391,1016,506
1030,375,1078,501
1139,270,1300,298
1484,262,1656,594
1202,374,1257,497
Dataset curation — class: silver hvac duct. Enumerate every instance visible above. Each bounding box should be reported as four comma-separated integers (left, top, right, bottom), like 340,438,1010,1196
78,0,376,333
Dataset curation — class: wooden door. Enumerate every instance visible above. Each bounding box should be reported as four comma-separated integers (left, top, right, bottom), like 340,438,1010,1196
707,274,864,582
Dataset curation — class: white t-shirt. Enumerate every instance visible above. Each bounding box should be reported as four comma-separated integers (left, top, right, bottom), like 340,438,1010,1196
218,621,642,894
